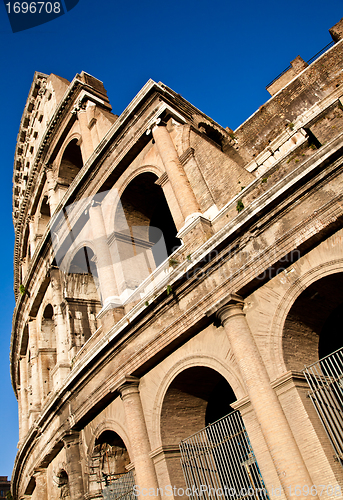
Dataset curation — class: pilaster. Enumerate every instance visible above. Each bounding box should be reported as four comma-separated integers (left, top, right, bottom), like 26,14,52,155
50,267,71,389
208,294,317,500
62,431,85,500
117,376,160,498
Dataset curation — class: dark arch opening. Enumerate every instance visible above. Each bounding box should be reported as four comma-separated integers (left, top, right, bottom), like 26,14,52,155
119,172,181,267
41,303,56,397
160,366,236,494
319,303,343,359
37,195,51,237
66,247,101,351
23,225,30,260
56,470,70,500
69,246,98,277
43,304,54,319
95,430,127,450
59,139,83,187
198,122,223,149
93,431,130,481
161,366,236,445
113,172,181,294
40,195,50,217
283,273,343,370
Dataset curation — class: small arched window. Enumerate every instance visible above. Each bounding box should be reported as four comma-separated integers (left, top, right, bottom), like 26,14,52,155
58,139,83,187
112,172,181,295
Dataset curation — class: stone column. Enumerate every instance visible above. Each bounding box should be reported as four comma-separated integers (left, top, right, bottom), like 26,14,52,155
50,267,70,390
155,172,184,230
213,295,316,500
45,166,59,215
62,432,84,500
21,258,28,281
28,319,41,426
33,469,47,500
19,356,29,439
29,218,37,256
89,201,118,306
151,123,201,221
118,377,160,498
77,107,94,161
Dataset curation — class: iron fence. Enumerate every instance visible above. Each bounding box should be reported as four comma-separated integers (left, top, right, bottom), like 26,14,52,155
303,347,343,465
101,470,136,500
179,410,269,500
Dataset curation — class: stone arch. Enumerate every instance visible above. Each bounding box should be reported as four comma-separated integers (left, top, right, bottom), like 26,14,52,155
39,303,57,398
66,244,100,298
111,171,181,295
282,271,343,371
64,246,101,354
57,138,83,188
20,224,31,281
151,354,245,450
62,239,97,276
106,165,165,235
270,258,343,377
36,194,51,237
88,420,132,460
155,360,242,494
88,422,132,497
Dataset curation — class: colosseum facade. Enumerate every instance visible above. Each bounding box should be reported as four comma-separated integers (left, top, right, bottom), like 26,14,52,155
10,17,343,500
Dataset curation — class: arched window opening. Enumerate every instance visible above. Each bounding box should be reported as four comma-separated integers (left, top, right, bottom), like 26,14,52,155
94,431,130,479
198,122,223,150
113,173,181,294
89,431,131,497
161,367,235,446
55,470,70,500
283,273,343,371
290,274,343,465
37,195,51,237
162,367,268,497
21,225,31,279
59,139,83,187
66,247,101,354
160,367,237,492
43,303,53,319
40,195,50,217
40,303,56,398
68,246,99,296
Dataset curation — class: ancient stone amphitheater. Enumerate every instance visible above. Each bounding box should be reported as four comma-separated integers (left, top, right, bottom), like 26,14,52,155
10,17,343,500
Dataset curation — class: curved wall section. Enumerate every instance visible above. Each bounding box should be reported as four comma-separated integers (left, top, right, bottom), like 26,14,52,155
10,21,343,500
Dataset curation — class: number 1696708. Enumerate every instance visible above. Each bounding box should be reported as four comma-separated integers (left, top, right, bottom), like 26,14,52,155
5,2,61,14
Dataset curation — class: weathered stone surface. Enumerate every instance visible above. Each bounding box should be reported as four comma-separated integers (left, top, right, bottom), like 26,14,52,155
10,18,343,500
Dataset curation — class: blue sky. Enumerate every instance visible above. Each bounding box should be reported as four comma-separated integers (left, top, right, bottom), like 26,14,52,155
0,0,342,479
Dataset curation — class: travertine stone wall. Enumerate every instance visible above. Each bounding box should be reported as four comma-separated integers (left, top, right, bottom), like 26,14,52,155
10,19,343,500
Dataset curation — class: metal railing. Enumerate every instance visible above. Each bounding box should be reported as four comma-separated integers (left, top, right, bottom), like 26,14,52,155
179,410,269,500
303,347,343,465
101,470,136,500
266,40,335,89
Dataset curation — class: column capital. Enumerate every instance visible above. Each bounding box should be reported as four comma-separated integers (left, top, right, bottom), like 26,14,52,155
146,117,164,135
72,97,87,115
116,375,140,399
32,468,47,479
44,162,53,172
206,293,245,326
61,430,80,446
